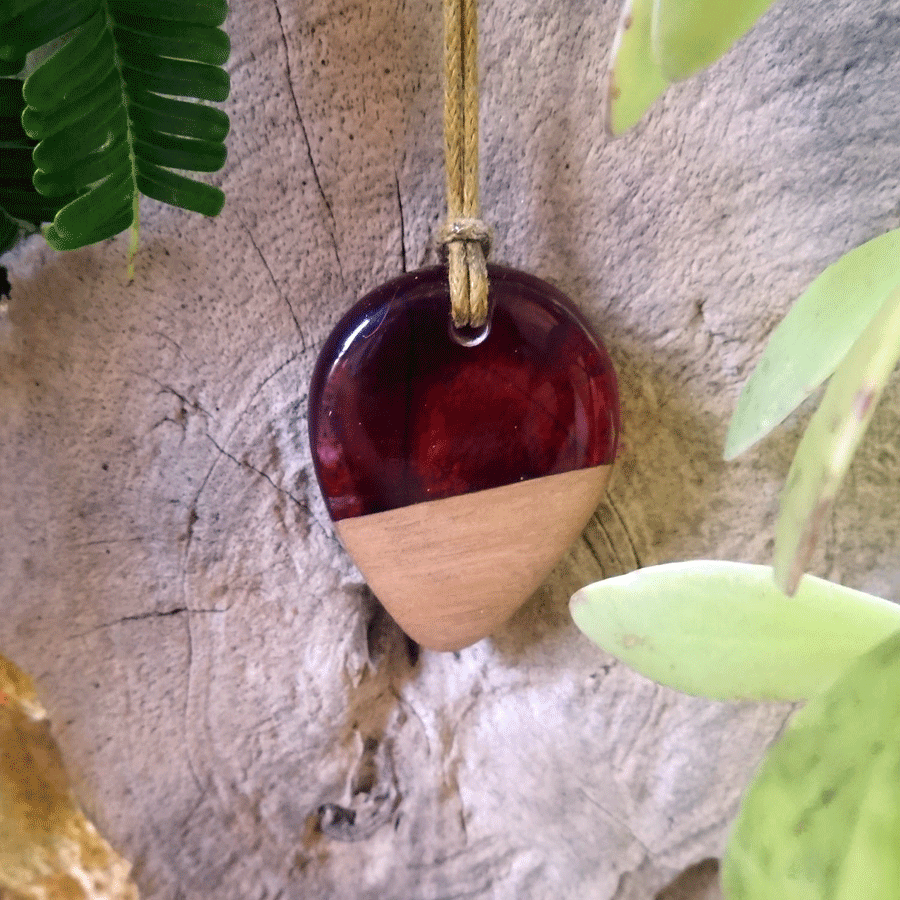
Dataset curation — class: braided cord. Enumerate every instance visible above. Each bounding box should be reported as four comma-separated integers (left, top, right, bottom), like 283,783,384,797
441,0,490,327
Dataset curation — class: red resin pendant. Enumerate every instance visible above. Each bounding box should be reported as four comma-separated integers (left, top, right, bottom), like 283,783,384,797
309,264,620,650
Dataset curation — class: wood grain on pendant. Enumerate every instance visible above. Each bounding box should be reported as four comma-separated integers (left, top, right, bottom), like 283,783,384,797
337,465,612,651
309,265,621,651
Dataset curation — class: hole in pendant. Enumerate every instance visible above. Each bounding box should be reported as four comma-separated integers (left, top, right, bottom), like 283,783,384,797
449,310,492,347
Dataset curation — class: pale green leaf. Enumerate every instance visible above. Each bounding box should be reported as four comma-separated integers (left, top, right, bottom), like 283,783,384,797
775,285,900,595
570,561,900,701
605,0,668,136
722,629,900,900
725,229,900,460
651,0,779,81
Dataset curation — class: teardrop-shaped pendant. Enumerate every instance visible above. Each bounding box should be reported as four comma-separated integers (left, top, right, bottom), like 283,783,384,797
309,264,620,650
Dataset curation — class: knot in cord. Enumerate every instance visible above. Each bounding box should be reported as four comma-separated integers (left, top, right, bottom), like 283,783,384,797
438,217,492,253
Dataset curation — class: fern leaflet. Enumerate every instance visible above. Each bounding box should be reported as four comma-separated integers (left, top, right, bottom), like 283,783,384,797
0,75,74,254
0,0,230,254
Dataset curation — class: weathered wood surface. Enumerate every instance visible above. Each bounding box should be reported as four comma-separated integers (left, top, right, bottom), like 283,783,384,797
2,0,899,897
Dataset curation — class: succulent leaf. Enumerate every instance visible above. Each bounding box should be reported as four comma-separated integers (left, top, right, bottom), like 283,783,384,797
723,629,900,899
571,561,900,700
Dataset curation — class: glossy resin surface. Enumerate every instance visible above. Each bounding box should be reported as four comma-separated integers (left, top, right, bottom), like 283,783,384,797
309,265,620,520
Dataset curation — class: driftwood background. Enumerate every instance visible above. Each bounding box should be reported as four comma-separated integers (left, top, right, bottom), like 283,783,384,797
3,0,900,897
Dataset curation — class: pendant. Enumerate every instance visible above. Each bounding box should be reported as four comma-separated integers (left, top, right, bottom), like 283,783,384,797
309,264,620,651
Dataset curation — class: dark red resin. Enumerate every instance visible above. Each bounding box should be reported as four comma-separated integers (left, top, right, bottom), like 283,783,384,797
309,265,620,520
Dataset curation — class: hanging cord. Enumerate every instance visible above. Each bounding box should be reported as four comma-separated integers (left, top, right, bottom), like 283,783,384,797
439,0,491,328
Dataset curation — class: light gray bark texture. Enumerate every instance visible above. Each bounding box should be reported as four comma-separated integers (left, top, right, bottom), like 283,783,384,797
2,0,900,897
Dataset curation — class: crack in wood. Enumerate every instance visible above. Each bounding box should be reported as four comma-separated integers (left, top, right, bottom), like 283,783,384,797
272,0,345,285
607,493,644,570
72,605,228,639
395,173,408,273
205,433,309,513
237,214,307,347
580,528,608,578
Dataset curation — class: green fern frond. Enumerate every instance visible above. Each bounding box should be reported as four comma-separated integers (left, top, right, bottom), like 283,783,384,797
0,76,73,254
0,0,230,254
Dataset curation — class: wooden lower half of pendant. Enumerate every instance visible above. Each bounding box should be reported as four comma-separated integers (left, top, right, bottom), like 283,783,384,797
335,464,613,651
